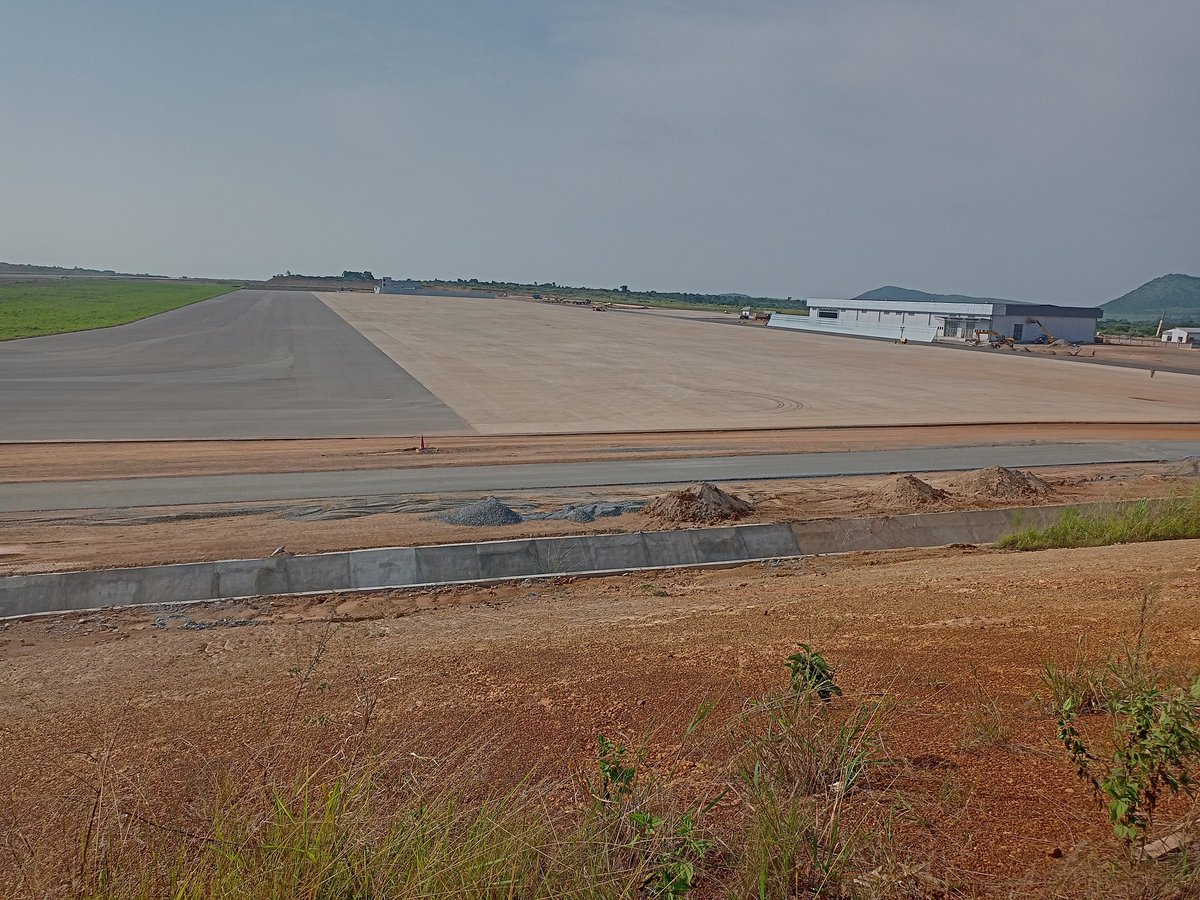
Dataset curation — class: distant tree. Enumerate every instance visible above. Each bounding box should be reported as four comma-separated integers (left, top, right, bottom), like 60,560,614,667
619,285,630,293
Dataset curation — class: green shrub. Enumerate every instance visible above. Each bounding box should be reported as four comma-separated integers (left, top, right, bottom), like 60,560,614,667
785,643,843,701
1058,678,1200,843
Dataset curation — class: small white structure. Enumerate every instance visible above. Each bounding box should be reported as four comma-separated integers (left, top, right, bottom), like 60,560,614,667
769,297,1102,344
1161,327,1200,345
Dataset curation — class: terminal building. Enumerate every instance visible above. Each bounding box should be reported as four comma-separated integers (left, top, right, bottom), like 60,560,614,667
375,277,495,299
769,297,1103,344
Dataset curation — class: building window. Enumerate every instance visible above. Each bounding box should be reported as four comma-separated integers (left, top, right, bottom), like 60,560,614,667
817,309,839,319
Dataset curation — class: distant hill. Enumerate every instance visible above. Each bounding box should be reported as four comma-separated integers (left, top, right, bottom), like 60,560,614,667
853,286,941,301
1102,274,1200,320
853,286,1014,305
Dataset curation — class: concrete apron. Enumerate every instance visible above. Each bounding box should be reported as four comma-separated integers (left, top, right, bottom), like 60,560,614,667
0,500,1161,620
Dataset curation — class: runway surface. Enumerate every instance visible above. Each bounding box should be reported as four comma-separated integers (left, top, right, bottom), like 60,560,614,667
320,292,1200,433
2,440,1195,513
0,290,472,440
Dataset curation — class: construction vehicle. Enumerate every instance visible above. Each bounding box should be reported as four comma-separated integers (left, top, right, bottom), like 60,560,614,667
1032,319,1056,345
739,307,753,320
973,329,1015,347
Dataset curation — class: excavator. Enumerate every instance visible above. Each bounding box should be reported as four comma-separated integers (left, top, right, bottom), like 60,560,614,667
1032,319,1057,345
972,329,1015,348
1031,319,1088,355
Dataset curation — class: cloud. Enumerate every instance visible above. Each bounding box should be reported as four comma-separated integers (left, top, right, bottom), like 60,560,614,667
0,1,1196,300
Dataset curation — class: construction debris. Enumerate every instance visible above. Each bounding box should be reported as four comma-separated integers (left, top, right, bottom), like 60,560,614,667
525,501,645,523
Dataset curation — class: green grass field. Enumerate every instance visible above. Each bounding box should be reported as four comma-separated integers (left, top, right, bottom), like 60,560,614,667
0,279,240,340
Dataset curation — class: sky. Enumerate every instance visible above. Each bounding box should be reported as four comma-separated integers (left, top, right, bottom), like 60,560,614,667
1,1,1197,304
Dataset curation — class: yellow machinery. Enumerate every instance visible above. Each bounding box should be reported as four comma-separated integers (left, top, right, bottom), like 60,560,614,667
973,329,1014,347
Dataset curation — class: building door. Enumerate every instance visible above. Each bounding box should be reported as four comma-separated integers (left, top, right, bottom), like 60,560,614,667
1012,324,1024,341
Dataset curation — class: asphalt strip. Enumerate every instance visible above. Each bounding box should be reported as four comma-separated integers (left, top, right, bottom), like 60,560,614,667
1,440,1197,513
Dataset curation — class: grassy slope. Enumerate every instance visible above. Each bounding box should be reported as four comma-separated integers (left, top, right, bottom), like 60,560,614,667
0,280,239,340
998,490,1200,550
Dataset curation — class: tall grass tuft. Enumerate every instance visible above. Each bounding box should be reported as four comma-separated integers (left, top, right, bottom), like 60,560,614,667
997,490,1200,551
82,769,680,899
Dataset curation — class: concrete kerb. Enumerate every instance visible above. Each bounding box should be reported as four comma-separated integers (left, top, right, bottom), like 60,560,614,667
0,501,1175,620
0,524,800,620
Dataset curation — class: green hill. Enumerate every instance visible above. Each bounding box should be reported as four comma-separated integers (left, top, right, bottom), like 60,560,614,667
853,286,1017,305
1102,274,1200,320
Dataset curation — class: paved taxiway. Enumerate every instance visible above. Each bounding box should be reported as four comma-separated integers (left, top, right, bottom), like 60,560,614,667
0,290,472,440
2,440,1195,513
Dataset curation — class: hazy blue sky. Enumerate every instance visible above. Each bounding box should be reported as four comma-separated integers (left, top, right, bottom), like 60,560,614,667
2,1,1197,303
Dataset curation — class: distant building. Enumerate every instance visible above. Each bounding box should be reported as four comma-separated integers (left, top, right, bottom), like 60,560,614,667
1161,327,1200,345
769,297,1102,344
375,278,424,294
374,277,496,299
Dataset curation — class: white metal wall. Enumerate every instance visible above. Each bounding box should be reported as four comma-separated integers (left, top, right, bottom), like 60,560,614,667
768,312,940,342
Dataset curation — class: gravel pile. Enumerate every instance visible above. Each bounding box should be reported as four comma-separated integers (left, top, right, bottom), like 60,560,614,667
1164,457,1200,477
525,501,645,523
440,498,524,526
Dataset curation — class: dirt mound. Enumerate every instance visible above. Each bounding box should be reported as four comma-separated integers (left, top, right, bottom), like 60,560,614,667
642,483,754,525
871,474,947,508
441,498,523,526
947,466,1053,500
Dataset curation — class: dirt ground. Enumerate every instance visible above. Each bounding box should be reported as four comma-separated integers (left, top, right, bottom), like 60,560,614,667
5,422,1200,483
1,464,1194,575
3,539,1199,895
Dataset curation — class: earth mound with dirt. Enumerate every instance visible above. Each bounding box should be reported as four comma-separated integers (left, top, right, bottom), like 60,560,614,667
642,483,754,525
871,474,947,508
441,498,523,526
947,466,1053,501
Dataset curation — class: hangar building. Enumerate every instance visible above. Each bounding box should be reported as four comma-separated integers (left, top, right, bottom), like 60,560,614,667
769,297,1102,344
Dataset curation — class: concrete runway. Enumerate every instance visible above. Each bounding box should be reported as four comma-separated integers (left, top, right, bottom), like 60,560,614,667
2,440,1195,513
0,290,472,440
320,293,1200,433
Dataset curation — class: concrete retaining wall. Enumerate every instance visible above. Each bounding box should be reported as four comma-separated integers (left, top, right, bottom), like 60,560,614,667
0,500,1168,619
0,523,800,619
